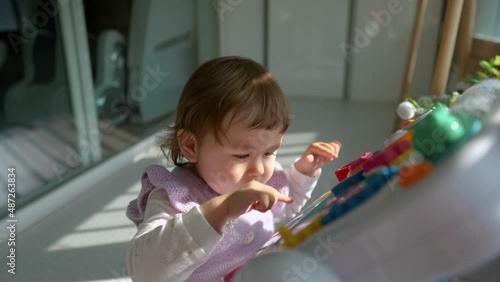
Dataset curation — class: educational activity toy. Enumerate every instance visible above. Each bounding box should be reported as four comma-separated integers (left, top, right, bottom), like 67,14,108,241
227,79,500,282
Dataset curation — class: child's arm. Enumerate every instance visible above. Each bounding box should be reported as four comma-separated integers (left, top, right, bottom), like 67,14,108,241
274,141,341,219
127,188,221,282
273,164,318,219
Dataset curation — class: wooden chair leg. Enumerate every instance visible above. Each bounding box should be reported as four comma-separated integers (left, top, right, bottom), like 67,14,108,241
431,0,464,97
457,0,478,80
392,0,428,132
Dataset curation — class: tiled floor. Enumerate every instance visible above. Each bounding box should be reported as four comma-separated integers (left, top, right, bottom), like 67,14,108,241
1,96,498,281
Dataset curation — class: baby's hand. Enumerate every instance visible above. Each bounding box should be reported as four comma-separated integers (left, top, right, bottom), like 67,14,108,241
201,181,293,233
225,181,294,218
295,141,341,177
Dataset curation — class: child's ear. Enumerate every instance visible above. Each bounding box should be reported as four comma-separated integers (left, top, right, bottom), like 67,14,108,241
177,129,198,163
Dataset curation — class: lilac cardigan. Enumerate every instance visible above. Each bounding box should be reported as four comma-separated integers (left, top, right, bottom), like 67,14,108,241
126,164,290,281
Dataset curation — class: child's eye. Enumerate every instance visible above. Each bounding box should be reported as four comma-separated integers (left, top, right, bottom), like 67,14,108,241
264,152,276,157
234,154,250,159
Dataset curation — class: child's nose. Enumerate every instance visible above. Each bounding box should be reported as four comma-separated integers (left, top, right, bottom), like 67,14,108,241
247,159,265,178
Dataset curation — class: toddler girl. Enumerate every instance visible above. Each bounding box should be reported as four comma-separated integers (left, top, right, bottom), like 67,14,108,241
126,56,341,282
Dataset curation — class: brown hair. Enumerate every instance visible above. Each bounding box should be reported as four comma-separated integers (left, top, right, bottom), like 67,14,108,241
159,56,290,166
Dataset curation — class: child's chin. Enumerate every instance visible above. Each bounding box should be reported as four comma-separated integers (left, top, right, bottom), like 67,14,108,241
210,184,236,195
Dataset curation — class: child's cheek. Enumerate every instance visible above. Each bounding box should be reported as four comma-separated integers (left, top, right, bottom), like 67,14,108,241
262,161,275,183
225,160,246,183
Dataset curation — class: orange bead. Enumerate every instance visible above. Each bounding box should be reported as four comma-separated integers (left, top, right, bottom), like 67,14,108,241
399,162,433,188
402,119,415,129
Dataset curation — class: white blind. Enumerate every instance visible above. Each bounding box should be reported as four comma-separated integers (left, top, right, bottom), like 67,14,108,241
474,0,500,41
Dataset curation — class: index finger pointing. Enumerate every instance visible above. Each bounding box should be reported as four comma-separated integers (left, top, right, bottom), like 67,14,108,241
276,193,294,204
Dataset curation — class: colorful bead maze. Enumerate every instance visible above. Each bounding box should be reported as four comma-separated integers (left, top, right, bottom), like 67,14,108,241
230,79,500,282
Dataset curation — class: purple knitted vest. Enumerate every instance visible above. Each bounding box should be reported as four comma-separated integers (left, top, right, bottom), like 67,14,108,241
126,163,289,281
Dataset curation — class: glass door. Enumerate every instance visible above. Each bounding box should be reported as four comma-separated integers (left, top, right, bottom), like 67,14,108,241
0,0,217,217
0,0,99,216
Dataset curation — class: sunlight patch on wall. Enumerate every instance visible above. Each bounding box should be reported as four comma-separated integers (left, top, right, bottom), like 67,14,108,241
74,210,132,231
102,182,141,211
46,183,140,252
46,225,137,252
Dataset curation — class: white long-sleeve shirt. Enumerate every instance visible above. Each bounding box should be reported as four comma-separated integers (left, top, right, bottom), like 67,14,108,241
127,164,319,282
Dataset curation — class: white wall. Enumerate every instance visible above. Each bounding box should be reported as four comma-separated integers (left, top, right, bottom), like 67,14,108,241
217,0,266,65
348,0,444,102
268,0,349,99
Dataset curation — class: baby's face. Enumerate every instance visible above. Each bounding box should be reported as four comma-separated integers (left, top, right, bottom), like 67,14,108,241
194,120,283,195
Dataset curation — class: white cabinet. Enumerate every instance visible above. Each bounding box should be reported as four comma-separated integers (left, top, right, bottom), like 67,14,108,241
217,0,444,102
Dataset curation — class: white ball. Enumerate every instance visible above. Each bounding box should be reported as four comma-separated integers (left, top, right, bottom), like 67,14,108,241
397,101,417,120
